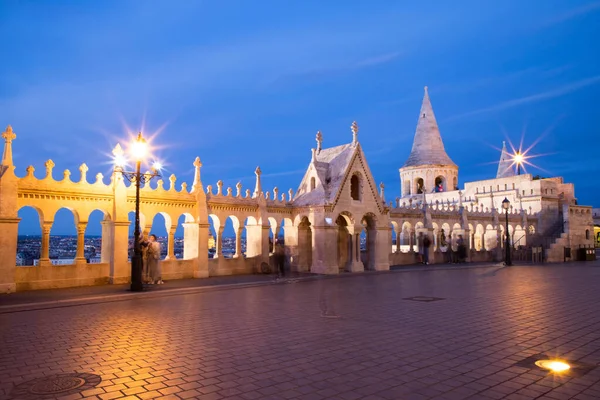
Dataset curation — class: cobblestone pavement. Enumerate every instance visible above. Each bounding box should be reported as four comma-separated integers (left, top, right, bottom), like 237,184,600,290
1,264,599,400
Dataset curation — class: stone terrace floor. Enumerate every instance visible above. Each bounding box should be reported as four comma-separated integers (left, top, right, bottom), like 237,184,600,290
1,262,600,399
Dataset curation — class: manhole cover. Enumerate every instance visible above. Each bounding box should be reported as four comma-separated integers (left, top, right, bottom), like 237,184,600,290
9,373,101,399
403,296,445,302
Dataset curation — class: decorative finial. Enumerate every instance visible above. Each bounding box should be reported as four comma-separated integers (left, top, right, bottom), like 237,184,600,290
424,85,428,95
2,125,16,142
253,166,262,198
192,156,202,192
112,143,124,157
316,131,323,153
351,121,359,144
79,163,88,183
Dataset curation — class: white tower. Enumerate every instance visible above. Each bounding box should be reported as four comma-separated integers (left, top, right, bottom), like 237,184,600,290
399,87,458,197
496,141,516,179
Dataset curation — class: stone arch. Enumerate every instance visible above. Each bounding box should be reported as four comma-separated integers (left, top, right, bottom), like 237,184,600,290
297,216,313,272
16,206,44,266
49,207,79,264
435,175,446,192
415,177,424,194
400,221,412,253
178,213,197,260
84,209,110,264
221,216,237,258
475,224,485,251
390,221,399,252
208,214,221,258
336,214,353,271
360,213,377,270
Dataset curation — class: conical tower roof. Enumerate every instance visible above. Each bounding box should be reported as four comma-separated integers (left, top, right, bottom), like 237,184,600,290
403,87,456,168
496,141,515,179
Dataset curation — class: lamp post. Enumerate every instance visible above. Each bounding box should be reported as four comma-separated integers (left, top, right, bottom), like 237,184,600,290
502,197,512,266
114,132,161,292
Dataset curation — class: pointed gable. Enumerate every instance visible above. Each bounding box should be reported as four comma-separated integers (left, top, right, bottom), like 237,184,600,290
403,86,456,168
293,142,384,212
496,141,516,179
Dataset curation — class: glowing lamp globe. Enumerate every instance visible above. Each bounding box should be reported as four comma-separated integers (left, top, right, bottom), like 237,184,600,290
130,134,148,161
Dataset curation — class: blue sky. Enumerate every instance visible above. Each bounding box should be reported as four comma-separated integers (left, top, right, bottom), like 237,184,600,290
2,0,599,237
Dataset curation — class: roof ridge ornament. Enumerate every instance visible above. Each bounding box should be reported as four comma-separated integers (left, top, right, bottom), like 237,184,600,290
351,121,358,145
316,131,323,153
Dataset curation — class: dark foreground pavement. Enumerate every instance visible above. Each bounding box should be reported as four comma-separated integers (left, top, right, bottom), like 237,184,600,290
1,262,600,400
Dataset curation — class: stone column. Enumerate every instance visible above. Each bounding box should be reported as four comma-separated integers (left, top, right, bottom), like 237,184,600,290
182,222,198,260
75,222,87,262
196,223,210,278
215,226,224,258
110,221,131,284
39,221,53,265
374,226,390,270
283,224,298,270
261,224,271,261
166,226,176,260
245,223,262,258
234,227,243,258
347,227,364,272
0,218,19,293
310,225,338,274
100,220,112,264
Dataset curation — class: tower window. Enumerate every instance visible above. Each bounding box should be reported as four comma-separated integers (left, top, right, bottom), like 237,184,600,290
310,177,316,191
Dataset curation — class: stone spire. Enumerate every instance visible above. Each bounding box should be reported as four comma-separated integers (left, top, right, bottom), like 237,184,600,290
2,125,16,166
496,141,515,179
403,87,456,168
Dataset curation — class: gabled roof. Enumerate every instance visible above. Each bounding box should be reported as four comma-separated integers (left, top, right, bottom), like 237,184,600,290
293,143,355,206
496,141,516,179
403,87,456,168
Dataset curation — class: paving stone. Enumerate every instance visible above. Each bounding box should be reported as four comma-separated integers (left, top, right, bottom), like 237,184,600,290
1,264,600,400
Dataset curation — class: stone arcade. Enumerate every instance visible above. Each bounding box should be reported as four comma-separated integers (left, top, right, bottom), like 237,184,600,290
0,88,594,293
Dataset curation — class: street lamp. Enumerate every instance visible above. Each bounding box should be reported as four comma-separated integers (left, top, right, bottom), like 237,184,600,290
514,151,523,175
114,132,162,291
502,197,512,266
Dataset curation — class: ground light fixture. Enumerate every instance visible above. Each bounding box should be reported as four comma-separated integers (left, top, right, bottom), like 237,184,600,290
535,359,571,373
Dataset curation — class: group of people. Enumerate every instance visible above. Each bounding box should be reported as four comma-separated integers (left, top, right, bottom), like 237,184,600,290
417,230,467,265
136,234,164,285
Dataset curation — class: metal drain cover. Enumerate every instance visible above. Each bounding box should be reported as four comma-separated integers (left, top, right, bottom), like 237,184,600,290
403,296,445,302
9,373,101,399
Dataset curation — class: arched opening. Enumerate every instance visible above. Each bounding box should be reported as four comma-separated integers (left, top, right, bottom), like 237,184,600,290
391,221,399,253
400,222,412,253
310,177,316,191
416,178,424,194
297,216,313,272
49,208,78,264
208,215,220,258
336,214,352,272
475,224,485,251
178,213,197,260
85,210,107,263
350,174,360,200
150,213,168,260
453,176,458,190
360,213,377,270
435,176,445,192
174,214,186,259
585,229,590,240
268,217,278,254
222,216,236,258
17,206,42,266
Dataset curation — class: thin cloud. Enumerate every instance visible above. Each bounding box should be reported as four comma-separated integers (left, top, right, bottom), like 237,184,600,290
445,75,600,122
540,1,600,27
